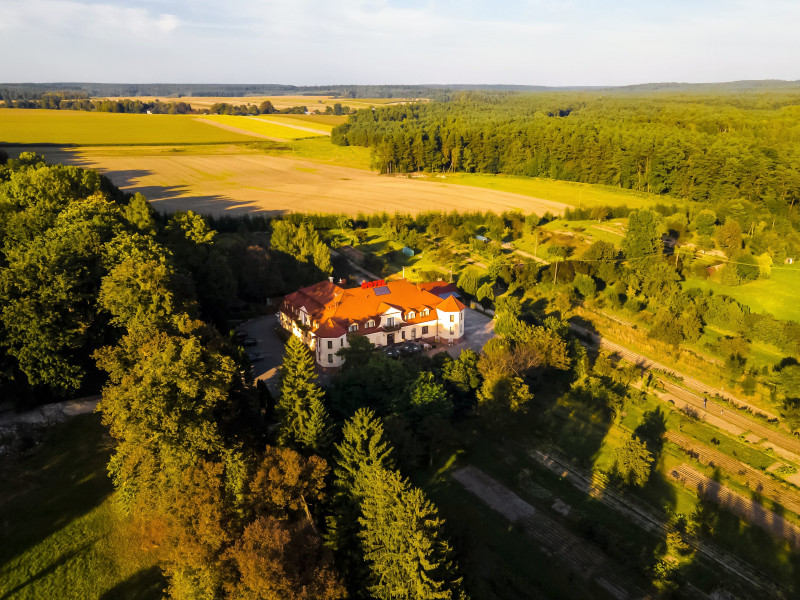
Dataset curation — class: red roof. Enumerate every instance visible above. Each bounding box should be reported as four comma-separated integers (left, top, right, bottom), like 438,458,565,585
437,295,467,312
281,279,461,338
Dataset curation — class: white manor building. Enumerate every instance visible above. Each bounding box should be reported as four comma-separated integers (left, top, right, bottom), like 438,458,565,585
279,278,466,368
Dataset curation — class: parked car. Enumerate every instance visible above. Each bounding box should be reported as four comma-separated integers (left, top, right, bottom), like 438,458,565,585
242,337,258,347
234,330,248,343
399,342,422,356
246,352,264,363
382,346,400,359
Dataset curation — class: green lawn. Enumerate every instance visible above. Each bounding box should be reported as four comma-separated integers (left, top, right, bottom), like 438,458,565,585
199,115,326,140
0,109,259,145
266,137,372,169
683,266,800,322
417,173,678,209
0,414,163,600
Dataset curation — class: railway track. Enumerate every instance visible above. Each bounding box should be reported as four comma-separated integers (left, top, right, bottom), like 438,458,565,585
453,465,649,600
668,463,800,549
532,448,781,598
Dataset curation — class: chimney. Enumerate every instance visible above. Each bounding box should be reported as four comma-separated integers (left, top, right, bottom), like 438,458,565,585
329,276,334,283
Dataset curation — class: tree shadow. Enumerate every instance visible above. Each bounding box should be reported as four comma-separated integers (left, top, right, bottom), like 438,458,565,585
99,566,166,600
0,414,112,570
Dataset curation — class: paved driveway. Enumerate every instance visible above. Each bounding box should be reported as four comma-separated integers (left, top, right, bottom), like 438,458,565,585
440,308,495,358
238,314,284,395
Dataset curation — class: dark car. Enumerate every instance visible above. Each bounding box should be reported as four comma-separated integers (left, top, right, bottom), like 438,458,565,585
399,342,422,356
242,337,258,347
234,330,248,343
382,346,400,359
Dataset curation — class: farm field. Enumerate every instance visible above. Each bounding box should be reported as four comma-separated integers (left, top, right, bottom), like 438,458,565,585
418,172,679,209
253,114,334,134
0,109,260,145
98,95,416,111
27,145,569,217
683,266,800,322
198,115,328,140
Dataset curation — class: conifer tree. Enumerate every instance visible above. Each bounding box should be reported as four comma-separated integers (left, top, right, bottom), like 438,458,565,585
358,468,466,600
277,335,333,454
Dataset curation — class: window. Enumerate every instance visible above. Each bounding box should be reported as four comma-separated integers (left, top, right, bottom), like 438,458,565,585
422,326,429,335
450,315,455,322
401,331,406,340
421,309,429,317
327,340,333,349
349,323,358,332
449,327,453,335
340,338,344,347
367,320,375,328
407,311,415,320
387,317,395,327
328,354,333,363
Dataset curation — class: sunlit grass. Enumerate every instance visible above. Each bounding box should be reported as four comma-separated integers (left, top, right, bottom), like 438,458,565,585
0,109,259,145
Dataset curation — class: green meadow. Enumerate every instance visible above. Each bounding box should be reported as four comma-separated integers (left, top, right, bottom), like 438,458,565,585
683,265,800,322
0,109,259,145
418,172,678,209
0,414,162,600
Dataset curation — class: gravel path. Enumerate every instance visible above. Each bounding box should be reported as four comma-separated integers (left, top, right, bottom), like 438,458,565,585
453,465,648,600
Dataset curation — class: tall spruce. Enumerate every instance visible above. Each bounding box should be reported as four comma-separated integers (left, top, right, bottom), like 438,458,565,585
277,335,334,454
358,468,466,600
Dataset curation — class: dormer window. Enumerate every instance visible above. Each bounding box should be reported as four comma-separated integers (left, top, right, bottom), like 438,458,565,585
407,311,416,320
349,323,359,332
366,320,375,328
421,308,430,317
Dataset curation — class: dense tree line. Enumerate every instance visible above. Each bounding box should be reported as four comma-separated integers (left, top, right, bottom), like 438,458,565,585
332,92,800,218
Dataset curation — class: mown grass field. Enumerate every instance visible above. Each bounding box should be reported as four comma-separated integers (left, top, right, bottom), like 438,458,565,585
198,115,327,140
0,109,259,145
0,414,162,600
683,266,800,322
418,173,678,209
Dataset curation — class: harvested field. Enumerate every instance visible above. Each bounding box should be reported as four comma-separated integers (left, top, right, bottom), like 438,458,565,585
32,146,569,217
198,115,326,140
98,95,416,110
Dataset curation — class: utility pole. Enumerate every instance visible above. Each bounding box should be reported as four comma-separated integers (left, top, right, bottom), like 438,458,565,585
534,231,539,257
553,259,559,284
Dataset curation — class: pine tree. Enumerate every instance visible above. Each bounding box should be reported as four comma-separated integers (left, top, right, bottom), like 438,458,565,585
277,335,333,455
358,468,465,600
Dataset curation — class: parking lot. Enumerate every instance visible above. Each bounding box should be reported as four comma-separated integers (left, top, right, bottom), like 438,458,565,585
440,308,495,358
236,314,285,394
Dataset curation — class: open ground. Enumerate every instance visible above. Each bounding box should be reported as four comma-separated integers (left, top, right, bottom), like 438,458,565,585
21,145,570,217
97,95,417,111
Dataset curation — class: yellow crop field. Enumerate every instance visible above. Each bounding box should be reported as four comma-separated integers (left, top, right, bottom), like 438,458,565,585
253,115,334,134
197,115,327,140
98,95,417,111
0,109,260,145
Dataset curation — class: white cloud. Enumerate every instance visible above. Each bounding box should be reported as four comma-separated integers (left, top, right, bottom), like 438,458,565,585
0,0,180,37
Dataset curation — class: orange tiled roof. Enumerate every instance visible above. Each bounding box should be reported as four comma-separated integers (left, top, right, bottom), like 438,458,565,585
281,279,460,337
437,294,467,312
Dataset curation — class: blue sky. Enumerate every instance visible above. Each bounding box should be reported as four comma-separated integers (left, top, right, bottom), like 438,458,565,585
0,0,797,85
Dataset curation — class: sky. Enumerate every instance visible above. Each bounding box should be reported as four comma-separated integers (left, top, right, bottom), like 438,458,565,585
0,0,798,86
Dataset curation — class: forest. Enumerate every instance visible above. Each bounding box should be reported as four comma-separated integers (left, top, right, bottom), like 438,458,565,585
332,91,800,216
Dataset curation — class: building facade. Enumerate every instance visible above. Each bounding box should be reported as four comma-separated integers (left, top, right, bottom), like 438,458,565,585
279,279,467,368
